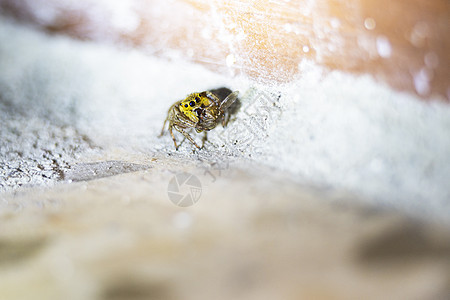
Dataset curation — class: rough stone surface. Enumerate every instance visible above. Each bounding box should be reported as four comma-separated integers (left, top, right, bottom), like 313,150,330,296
1,17,450,223
0,112,94,192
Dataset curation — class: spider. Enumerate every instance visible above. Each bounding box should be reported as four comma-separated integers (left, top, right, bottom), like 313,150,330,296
160,89,239,150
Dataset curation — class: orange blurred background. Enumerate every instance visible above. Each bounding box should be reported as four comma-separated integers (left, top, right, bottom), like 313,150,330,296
1,0,448,100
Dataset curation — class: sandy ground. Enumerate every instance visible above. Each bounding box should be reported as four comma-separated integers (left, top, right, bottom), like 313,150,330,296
1,17,450,299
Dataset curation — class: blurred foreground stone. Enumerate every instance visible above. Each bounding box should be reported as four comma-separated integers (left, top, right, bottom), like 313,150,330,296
1,157,449,300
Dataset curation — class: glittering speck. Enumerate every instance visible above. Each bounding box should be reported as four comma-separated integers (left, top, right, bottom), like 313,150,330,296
283,23,293,33
410,22,430,47
413,68,432,96
424,52,439,69
330,18,341,29
364,18,376,30
226,54,236,67
376,36,392,58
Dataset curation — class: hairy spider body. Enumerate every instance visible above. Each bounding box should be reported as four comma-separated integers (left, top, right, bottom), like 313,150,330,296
160,90,239,150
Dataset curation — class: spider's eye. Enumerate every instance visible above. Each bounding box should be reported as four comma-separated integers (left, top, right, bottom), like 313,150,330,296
184,104,188,108
189,101,195,107
195,97,200,103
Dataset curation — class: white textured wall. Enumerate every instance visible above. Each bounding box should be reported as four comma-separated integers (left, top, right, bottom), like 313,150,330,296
1,17,450,223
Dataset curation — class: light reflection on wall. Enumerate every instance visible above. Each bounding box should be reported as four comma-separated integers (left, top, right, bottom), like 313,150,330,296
0,0,448,100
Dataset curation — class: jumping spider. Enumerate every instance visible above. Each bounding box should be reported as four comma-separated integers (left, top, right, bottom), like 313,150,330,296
160,88,239,150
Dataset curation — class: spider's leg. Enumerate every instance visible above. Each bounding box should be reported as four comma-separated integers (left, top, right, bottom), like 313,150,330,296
168,125,179,150
222,111,231,127
180,136,186,145
174,125,201,149
159,117,168,137
202,131,208,148
161,103,179,137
